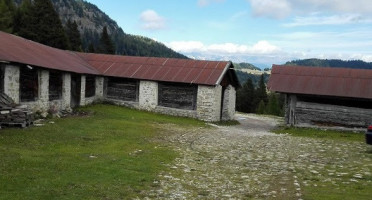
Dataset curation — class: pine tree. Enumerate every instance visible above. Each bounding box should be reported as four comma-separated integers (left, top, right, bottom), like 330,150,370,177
87,42,95,53
32,0,69,49
266,93,281,116
236,78,255,113
66,19,82,51
14,0,69,49
13,0,37,40
98,26,115,54
0,0,15,33
255,74,268,105
256,100,266,114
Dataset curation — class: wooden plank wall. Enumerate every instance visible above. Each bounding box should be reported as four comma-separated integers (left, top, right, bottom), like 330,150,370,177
158,83,197,110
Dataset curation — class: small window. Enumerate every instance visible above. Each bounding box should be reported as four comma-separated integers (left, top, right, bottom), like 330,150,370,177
158,82,197,110
106,77,138,102
49,70,63,101
20,66,38,102
85,75,95,98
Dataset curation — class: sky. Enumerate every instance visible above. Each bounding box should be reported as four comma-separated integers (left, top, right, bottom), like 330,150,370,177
85,0,372,68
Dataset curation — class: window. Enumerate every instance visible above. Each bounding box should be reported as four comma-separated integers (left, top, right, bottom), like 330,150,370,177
106,77,138,101
49,71,63,101
85,75,95,98
158,82,197,110
20,66,38,102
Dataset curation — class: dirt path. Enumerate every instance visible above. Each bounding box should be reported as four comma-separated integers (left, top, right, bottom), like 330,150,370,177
143,113,371,199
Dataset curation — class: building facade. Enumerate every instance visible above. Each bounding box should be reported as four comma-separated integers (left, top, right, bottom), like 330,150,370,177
0,31,239,121
268,65,372,128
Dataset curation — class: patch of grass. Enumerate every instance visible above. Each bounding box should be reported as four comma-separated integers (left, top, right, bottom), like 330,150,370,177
272,126,365,142
0,104,204,199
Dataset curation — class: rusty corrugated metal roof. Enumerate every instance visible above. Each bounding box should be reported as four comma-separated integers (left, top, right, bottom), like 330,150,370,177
268,64,372,99
0,31,239,87
0,31,98,75
77,53,235,86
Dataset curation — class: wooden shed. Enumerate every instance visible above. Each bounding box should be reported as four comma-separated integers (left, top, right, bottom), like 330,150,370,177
268,65,372,128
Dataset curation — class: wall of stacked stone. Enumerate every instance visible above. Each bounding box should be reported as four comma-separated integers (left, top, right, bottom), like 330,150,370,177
221,85,236,121
139,80,158,111
3,64,236,121
154,106,197,119
4,65,20,103
196,85,222,122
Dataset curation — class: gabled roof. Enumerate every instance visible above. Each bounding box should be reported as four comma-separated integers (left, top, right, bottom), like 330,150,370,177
0,31,240,87
77,53,237,86
0,31,98,75
268,64,372,99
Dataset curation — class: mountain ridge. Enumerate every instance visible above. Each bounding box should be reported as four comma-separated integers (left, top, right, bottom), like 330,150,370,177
12,0,187,58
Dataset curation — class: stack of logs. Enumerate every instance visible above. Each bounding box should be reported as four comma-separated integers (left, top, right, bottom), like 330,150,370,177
0,93,33,128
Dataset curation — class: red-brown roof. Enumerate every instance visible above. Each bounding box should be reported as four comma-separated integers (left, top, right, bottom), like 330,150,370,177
0,31,98,75
77,53,234,86
268,65,372,99
0,31,239,87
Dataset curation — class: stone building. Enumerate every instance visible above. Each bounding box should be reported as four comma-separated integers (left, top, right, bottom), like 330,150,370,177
0,31,239,121
268,65,372,128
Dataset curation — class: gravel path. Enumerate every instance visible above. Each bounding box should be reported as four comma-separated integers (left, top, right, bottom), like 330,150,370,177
143,113,372,199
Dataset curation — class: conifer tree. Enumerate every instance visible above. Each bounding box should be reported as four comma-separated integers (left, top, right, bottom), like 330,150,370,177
99,26,115,54
87,42,95,53
266,93,281,116
255,74,268,105
32,0,69,49
256,100,266,114
66,19,82,51
0,0,15,33
13,0,36,40
14,0,69,49
236,78,255,113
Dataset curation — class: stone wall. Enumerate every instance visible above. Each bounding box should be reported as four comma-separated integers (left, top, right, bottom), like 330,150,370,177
197,85,222,122
80,75,86,106
61,73,71,110
139,80,158,111
4,65,20,103
2,64,237,121
221,85,236,121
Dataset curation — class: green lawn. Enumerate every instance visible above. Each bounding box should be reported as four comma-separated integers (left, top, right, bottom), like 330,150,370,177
0,104,204,199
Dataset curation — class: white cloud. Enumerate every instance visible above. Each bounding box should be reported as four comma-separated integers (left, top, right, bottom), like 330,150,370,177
249,0,291,19
166,40,281,55
284,14,372,27
139,10,166,30
248,0,372,19
197,0,225,7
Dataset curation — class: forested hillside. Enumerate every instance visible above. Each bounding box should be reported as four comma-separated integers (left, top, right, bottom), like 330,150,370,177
2,0,187,58
285,58,372,69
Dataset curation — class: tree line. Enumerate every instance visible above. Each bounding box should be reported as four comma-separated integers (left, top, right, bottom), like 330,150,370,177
1,0,118,54
236,74,284,116
286,58,372,69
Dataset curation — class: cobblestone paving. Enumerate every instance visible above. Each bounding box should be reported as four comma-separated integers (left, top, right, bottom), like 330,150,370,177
143,114,372,199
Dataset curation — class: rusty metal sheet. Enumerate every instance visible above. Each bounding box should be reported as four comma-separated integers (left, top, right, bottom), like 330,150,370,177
0,31,98,74
268,65,372,100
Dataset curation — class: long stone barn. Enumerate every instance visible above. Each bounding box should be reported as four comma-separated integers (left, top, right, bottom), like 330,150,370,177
268,64,372,128
0,31,240,122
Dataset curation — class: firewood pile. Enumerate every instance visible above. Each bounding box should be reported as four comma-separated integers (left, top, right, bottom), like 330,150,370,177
0,93,33,128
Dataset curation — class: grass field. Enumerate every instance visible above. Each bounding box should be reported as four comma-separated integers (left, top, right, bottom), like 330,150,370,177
0,104,204,199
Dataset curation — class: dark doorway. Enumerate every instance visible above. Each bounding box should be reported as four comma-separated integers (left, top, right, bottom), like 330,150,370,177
70,74,81,108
